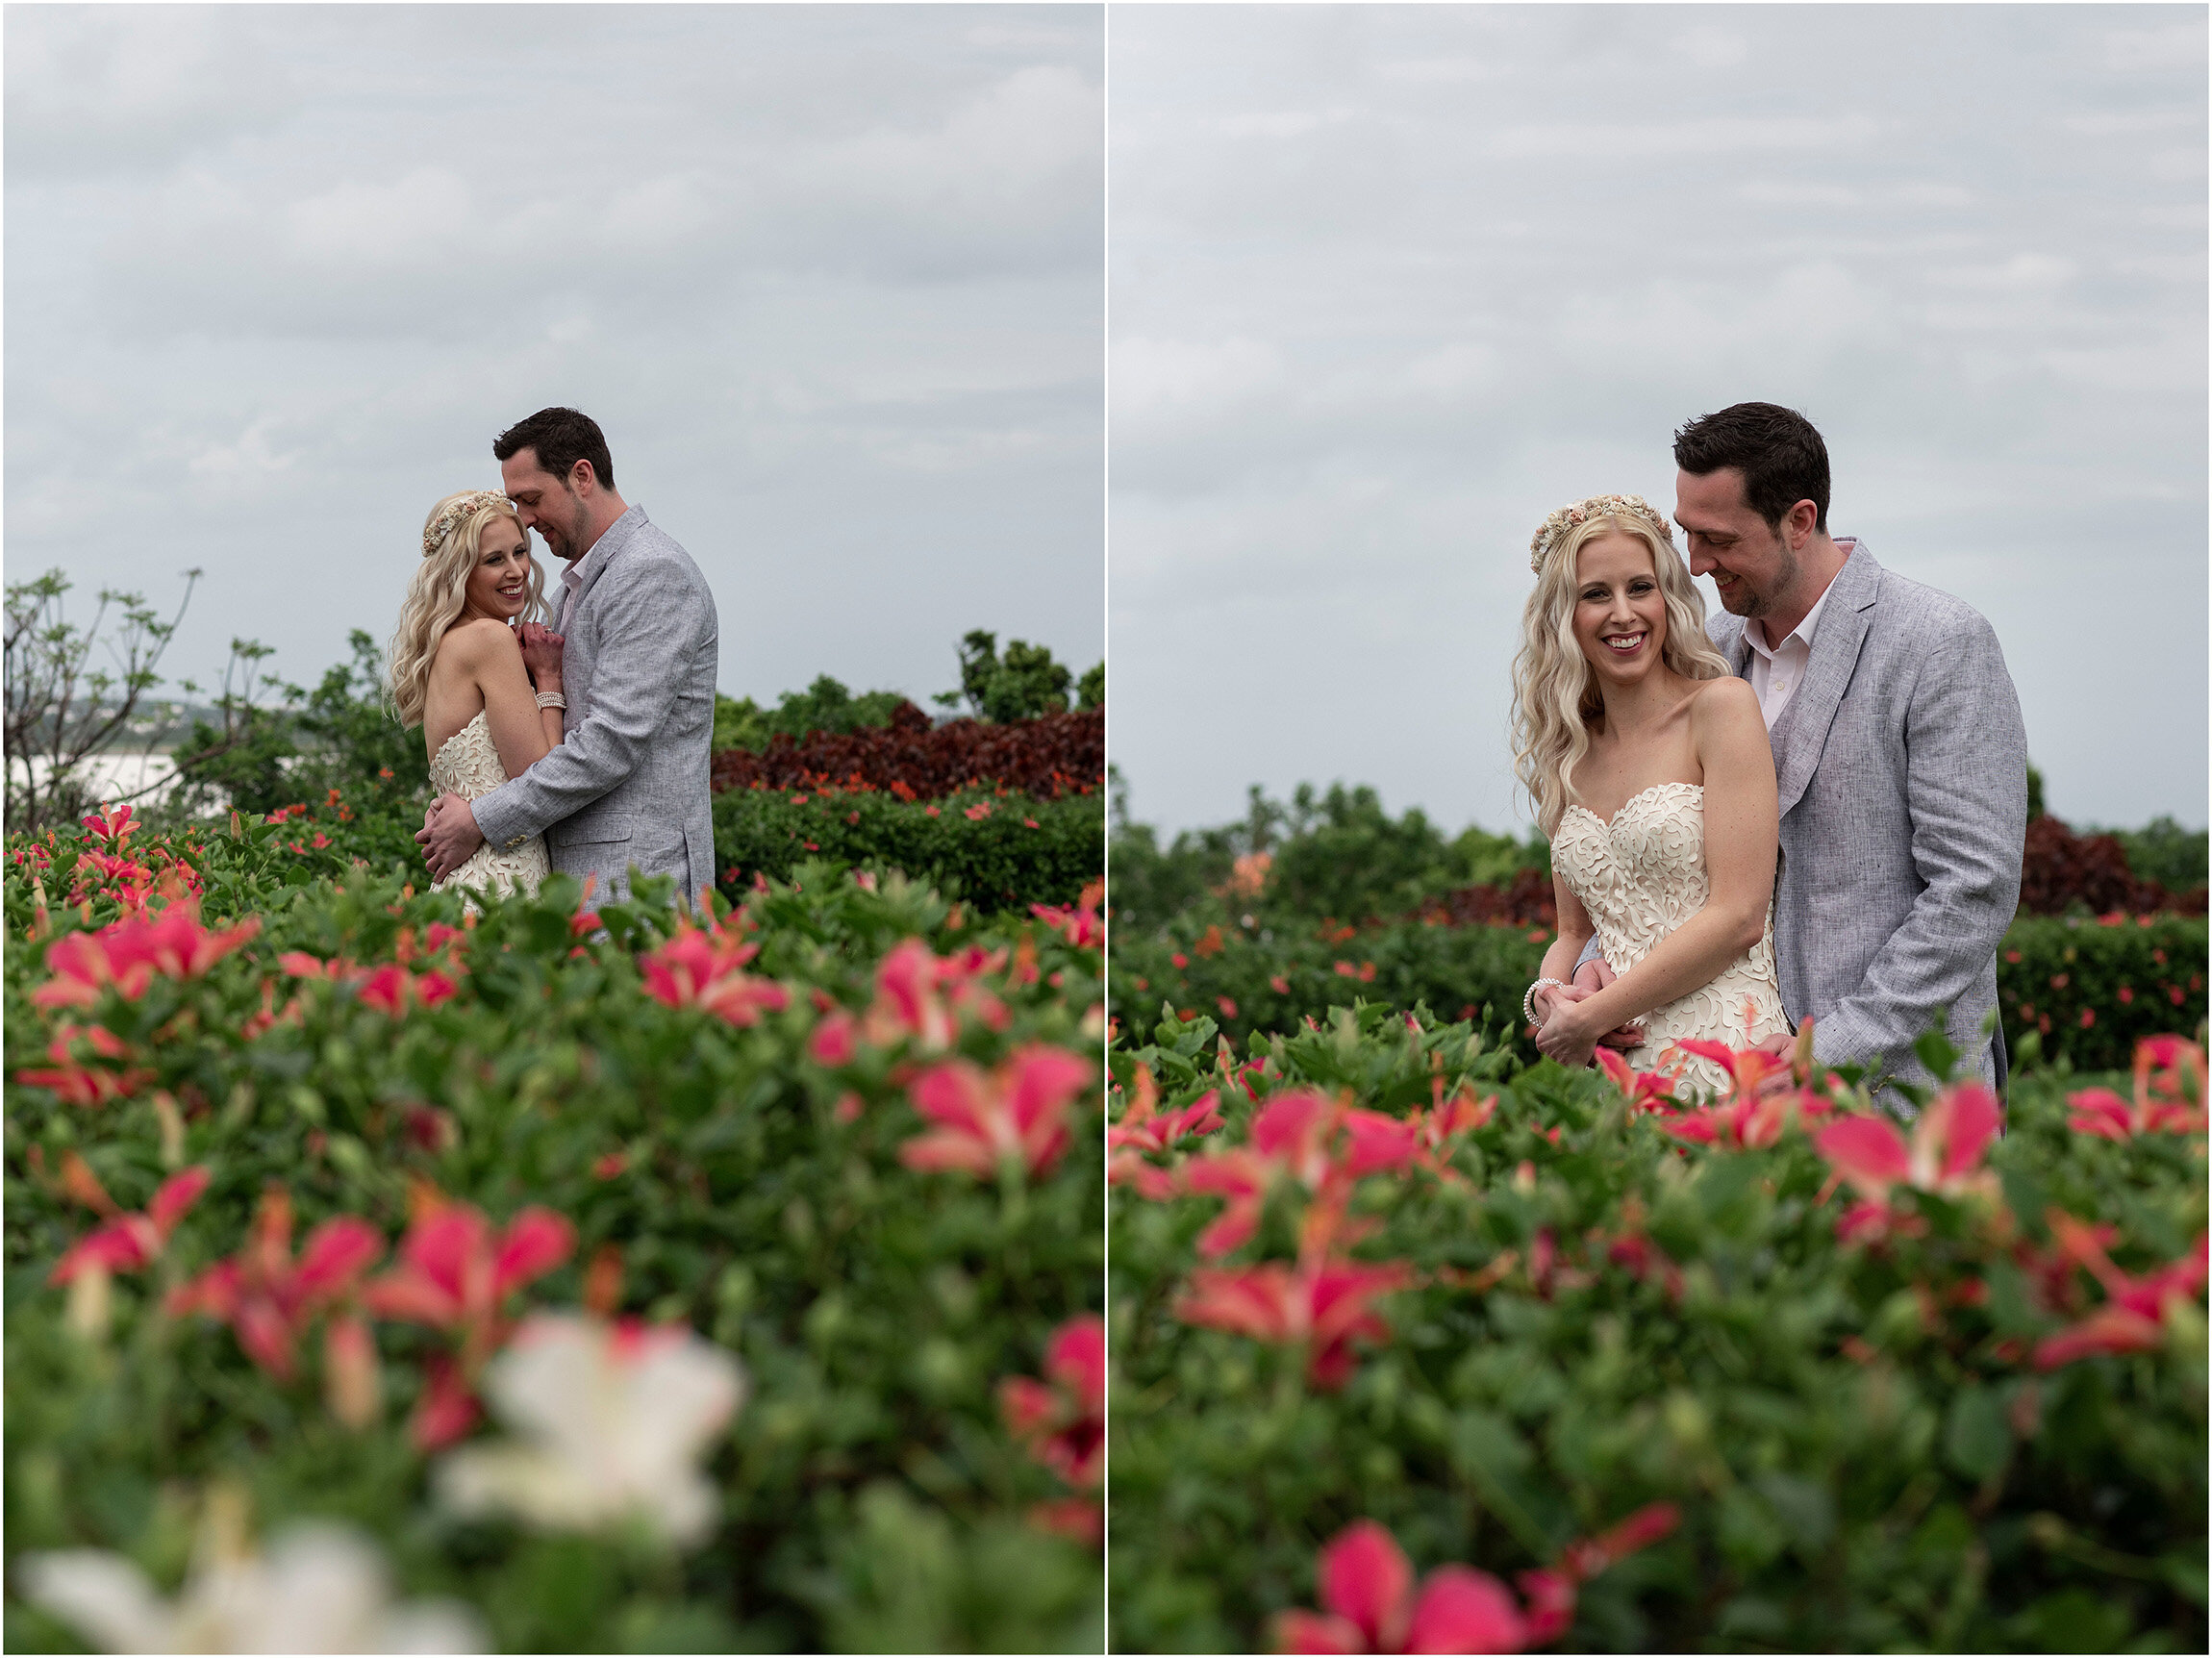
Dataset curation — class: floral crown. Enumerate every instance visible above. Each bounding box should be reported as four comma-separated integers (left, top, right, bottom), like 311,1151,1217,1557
1528,493,1675,573
422,490,516,558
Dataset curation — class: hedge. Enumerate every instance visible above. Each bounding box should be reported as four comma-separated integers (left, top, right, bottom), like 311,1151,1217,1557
715,786,1102,915
1109,916,2209,1077
712,707,1102,802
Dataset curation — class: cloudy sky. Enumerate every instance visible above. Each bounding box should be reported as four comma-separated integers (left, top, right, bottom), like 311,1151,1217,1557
1109,4,2206,838
8,5,1102,717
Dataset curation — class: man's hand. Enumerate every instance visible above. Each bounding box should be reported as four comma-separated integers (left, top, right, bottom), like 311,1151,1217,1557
415,791,484,882
1565,956,1643,1051
1749,1031,1797,1097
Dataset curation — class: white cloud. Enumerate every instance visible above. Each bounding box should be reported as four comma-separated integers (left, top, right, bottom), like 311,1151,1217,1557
1484,113,1880,161
286,168,477,270
2103,23,2206,73
1672,27,1749,69
1372,58,1497,85
1111,335,1284,417
5,8,300,176
1923,254,2078,291
1219,108,1358,140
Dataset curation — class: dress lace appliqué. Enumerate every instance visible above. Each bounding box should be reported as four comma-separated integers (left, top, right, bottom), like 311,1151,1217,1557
1551,782,1789,1096
428,711,549,905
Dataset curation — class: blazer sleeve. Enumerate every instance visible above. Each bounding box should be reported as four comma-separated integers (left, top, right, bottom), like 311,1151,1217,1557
469,555,709,849
1810,613,2027,1069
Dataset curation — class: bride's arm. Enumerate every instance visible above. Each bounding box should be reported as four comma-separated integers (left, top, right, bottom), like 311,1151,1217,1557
1536,678,1777,1066
1529,872,1596,1020
452,621,558,780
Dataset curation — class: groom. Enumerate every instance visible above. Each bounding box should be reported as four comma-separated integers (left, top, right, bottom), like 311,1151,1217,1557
1570,402,2027,1099
415,407,719,906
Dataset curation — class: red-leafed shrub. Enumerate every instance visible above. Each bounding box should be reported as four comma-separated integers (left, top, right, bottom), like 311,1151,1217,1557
1410,867,1557,930
2020,816,2207,917
710,707,1102,803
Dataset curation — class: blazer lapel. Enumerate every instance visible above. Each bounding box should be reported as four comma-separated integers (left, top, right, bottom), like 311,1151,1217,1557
1770,543,1880,816
564,506,646,618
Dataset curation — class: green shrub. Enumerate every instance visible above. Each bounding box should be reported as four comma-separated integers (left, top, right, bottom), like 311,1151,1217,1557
2000,916,2209,1071
1107,780,1547,935
715,786,1102,914
1110,915,1548,1052
1111,915,2209,1076
1109,1002,2207,1653
2105,817,2210,896
712,677,911,754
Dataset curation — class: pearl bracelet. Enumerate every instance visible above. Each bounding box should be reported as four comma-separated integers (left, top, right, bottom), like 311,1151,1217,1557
1522,977,1569,1025
536,691,566,710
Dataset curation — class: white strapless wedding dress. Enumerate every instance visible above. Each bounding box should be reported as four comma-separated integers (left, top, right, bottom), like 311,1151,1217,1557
429,711,548,904
1551,782,1790,1096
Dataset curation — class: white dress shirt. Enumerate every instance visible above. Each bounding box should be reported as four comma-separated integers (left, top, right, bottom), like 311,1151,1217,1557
1744,538,1852,729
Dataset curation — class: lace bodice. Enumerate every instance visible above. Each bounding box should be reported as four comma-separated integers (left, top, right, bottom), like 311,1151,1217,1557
428,711,547,904
1551,782,1789,1095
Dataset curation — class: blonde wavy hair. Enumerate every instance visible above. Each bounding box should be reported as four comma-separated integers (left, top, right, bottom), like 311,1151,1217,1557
1510,502,1731,837
387,490,542,729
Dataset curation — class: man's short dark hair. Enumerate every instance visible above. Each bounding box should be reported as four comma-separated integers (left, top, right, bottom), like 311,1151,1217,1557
1672,402,1829,533
494,408,616,493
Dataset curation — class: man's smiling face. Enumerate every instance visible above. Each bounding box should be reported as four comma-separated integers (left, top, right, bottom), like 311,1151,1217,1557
500,448,592,564
1674,465,1797,620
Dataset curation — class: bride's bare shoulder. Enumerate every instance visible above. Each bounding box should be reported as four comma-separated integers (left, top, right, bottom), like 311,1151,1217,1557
435,617,518,667
1687,674,1760,722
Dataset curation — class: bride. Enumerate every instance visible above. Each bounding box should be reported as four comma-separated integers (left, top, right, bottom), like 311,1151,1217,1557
387,490,566,902
1511,493,1790,1095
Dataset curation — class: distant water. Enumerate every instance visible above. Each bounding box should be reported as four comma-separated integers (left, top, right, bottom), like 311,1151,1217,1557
9,752,184,810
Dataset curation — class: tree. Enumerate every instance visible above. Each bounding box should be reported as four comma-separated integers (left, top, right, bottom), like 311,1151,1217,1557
4,569,197,831
937,630,1086,723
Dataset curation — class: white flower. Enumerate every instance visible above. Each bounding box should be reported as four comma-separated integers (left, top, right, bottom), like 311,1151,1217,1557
16,1523,486,1654
435,1312,746,1546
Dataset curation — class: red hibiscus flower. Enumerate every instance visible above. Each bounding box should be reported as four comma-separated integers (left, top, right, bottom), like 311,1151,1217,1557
2033,1213,2207,1369
1108,1067,1224,1158
1274,1521,1528,1653
168,1188,383,1382
361,1194,575,1445
638,922,790,1026
1814,1078,2001,1229
33,899,260,1009
899,1044,1092,1181
14,1022,157,1107
2066,1035,2206,1139
1174,1259,1411,1389
1275,1503,1681,1653
999,1314,1105,1492
1593,1047,1677,1114
51,1164,210,1284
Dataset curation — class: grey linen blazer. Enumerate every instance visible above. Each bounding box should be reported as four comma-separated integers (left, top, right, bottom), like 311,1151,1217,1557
1711,541,2027,1095
469,505,718,907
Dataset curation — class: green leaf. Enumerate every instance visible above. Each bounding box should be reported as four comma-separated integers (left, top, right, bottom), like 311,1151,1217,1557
1943,1385,2011,1482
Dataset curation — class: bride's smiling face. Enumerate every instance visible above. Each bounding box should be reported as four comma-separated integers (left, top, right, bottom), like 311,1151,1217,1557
1571,531,1669,682
463,516,533,622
